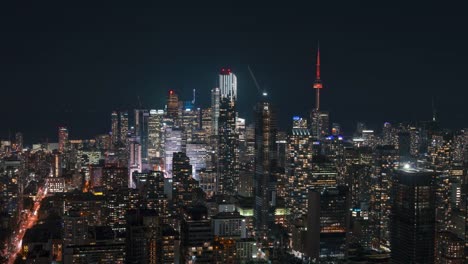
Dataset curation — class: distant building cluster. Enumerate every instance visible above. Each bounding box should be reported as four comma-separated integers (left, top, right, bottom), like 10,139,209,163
1,54,468,263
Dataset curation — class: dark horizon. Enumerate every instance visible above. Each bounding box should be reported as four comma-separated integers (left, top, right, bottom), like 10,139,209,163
1,2,468,143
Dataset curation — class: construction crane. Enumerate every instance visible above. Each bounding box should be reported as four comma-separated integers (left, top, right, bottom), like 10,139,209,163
248,65,268,97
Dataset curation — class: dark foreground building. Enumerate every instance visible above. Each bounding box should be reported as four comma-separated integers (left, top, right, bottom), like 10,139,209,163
390,168,436,263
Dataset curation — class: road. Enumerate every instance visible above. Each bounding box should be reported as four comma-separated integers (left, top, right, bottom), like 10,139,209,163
7,183,48,264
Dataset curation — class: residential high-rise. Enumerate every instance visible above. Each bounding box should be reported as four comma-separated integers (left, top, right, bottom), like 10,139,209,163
217,97,238,195
111,111,119,146
119,111,129,143
371,145,398,250
253,100,277,235
58,126,69,153
390,168,436,263
219,68,237,102
287,116,313,221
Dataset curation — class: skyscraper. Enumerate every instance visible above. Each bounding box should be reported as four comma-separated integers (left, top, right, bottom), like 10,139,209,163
58,126,69,153
111,111,119,146
253,100,277,235
219,68,237,102
306,186,350,261
211,87,220,136
135,109,150,163
167,90,179,119
390,168,436,263
119,111,129,143
129,138,142,188
217,97,238,195
148,109,165,165
164,128,183,179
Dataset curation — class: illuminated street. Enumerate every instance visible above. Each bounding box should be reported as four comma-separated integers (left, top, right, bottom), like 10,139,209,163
7,184,47,264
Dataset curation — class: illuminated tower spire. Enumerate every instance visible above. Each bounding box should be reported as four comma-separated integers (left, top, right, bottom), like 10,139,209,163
313,44,323,111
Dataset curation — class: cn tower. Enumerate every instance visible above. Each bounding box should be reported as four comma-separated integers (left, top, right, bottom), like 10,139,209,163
313,45,323,111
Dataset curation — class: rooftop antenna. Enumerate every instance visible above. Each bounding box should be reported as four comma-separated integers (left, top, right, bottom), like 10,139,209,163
432,96,437,122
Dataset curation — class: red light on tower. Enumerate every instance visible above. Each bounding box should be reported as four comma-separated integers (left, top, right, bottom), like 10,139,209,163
169,90,173,95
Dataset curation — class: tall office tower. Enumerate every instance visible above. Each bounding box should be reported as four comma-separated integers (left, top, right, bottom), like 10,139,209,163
219,68,237,101
306,186,350,261
370,145,398,250
125,209,160,264
287,116,314,222
119,111,129,143
164,128,183,179
253,100,277,235
211,87,220,136
128,137,142,188
167,90,179,119
181,108,201,143
186,143,208,180
201,108,212,136
390,168,436,263
135,109,150,163
111,111,119,146
148,109,165,166
58,126,69,153
217,97,239,195
172,152,197,209
14,132,23,151
181,205,213,263
310,47,329,139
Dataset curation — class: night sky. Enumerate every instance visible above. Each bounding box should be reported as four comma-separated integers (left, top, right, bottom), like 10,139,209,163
1,2,468,143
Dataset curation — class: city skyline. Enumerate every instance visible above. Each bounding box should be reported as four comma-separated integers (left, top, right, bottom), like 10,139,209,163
1,3,468,263
1,2,468,142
